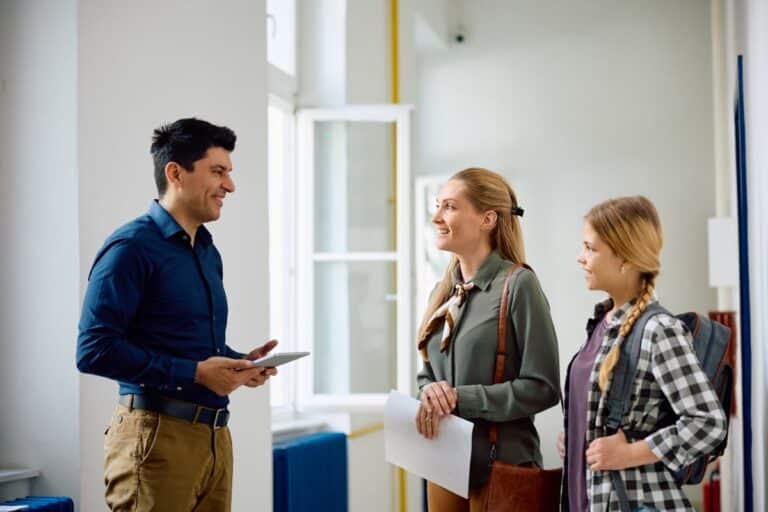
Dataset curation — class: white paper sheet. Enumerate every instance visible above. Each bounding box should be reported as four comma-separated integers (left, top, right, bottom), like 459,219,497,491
384,390,474,498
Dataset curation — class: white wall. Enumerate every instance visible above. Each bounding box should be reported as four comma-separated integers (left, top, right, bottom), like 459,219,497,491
0,0,81,503
407,0,717,473
77,1,270,510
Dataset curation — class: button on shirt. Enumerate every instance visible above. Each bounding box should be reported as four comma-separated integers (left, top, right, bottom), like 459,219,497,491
77,201,244,409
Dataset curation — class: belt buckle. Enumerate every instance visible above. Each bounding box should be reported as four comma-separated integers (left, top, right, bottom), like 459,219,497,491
213,408,224,430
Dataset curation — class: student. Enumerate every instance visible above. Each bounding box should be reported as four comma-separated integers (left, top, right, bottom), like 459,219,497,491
415,168,561,511
558,196,727,511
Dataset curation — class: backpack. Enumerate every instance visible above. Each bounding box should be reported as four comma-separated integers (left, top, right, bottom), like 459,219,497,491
604,303,733,511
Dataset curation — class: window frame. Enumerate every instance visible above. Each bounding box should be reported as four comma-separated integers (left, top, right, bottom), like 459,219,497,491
294,104,414,413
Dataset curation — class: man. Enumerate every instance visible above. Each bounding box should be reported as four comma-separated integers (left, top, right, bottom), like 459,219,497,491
77,118,276,511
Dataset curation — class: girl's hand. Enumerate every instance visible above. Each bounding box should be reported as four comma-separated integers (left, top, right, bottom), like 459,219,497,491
557,431,565,459
585,430,630,471
586,430,659,471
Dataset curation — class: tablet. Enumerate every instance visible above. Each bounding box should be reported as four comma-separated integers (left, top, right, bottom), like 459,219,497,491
248,351,310,368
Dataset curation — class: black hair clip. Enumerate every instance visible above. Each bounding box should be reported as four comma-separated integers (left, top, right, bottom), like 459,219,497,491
512,206,525,217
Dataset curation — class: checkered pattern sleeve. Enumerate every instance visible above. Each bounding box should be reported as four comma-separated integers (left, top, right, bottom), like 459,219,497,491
643,314,727,472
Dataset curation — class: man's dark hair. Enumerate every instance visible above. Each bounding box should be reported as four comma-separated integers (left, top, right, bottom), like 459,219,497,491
150,117,237,196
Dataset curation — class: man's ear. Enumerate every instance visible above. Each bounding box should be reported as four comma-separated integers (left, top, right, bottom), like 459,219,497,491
164,162,183,190
482,210,498,231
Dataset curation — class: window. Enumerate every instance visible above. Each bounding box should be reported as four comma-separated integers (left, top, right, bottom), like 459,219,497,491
266,0,297,102
294,105,414,412
266,0,295,76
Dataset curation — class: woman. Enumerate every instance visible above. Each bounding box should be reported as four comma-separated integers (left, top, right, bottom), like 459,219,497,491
415,168,561,511
558,196,727,511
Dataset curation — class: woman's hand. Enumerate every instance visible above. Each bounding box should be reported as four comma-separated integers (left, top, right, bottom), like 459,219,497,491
415,381,456,440
585,430,658,471
419,380,457,417
557,431,565,460
415,403,442,439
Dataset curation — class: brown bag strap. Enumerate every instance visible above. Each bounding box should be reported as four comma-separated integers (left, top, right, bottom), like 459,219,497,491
489,263,530,447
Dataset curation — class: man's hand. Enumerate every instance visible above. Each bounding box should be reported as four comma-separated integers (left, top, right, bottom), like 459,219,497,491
246,339,278,361
243,339,279,388
194,357,266,396
243,367,277,387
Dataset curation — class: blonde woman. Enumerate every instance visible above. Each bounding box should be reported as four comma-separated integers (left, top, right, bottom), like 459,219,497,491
558,196,727,511
415,168,561,511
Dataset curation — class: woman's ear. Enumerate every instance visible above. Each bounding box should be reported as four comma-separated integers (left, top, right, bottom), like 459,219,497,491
482,210,498,231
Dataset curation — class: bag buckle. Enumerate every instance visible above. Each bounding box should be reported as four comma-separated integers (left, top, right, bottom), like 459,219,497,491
489,443,497,467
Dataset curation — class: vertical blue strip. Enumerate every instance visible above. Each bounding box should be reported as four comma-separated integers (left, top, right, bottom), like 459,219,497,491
735,54,753,512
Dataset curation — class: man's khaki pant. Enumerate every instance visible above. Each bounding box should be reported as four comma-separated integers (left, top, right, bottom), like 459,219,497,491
104,404,233,512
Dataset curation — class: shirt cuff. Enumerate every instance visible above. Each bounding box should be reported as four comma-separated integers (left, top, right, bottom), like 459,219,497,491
456,385,482,418
645,429,682,471
170,358,199,385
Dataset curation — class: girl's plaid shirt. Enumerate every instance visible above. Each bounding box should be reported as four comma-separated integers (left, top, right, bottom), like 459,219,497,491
571,298,726,512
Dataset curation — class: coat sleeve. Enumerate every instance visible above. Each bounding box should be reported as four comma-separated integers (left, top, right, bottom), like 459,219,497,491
456,269,561,421
416,361,437,399
643,315,727,471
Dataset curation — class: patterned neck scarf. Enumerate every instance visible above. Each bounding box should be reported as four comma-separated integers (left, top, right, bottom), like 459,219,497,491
418,282,475,359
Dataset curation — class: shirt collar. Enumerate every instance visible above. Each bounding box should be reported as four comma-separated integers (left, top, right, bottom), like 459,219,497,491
148,200,212,246
451,250,505,291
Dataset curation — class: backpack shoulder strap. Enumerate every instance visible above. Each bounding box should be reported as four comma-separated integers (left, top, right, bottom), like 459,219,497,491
604,303,668,433
605,303,668,512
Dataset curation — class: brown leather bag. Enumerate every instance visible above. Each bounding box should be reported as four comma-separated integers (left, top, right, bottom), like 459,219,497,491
485,264,563,512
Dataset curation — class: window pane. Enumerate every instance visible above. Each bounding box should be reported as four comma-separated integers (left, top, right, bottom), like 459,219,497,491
313,261,396,394
314,121,395,253
267,0,295,76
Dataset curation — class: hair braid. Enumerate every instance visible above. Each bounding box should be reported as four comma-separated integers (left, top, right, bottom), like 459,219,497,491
597,274,656,392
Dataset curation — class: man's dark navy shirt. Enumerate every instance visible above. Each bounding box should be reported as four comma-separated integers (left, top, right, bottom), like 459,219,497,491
77,201,244,409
